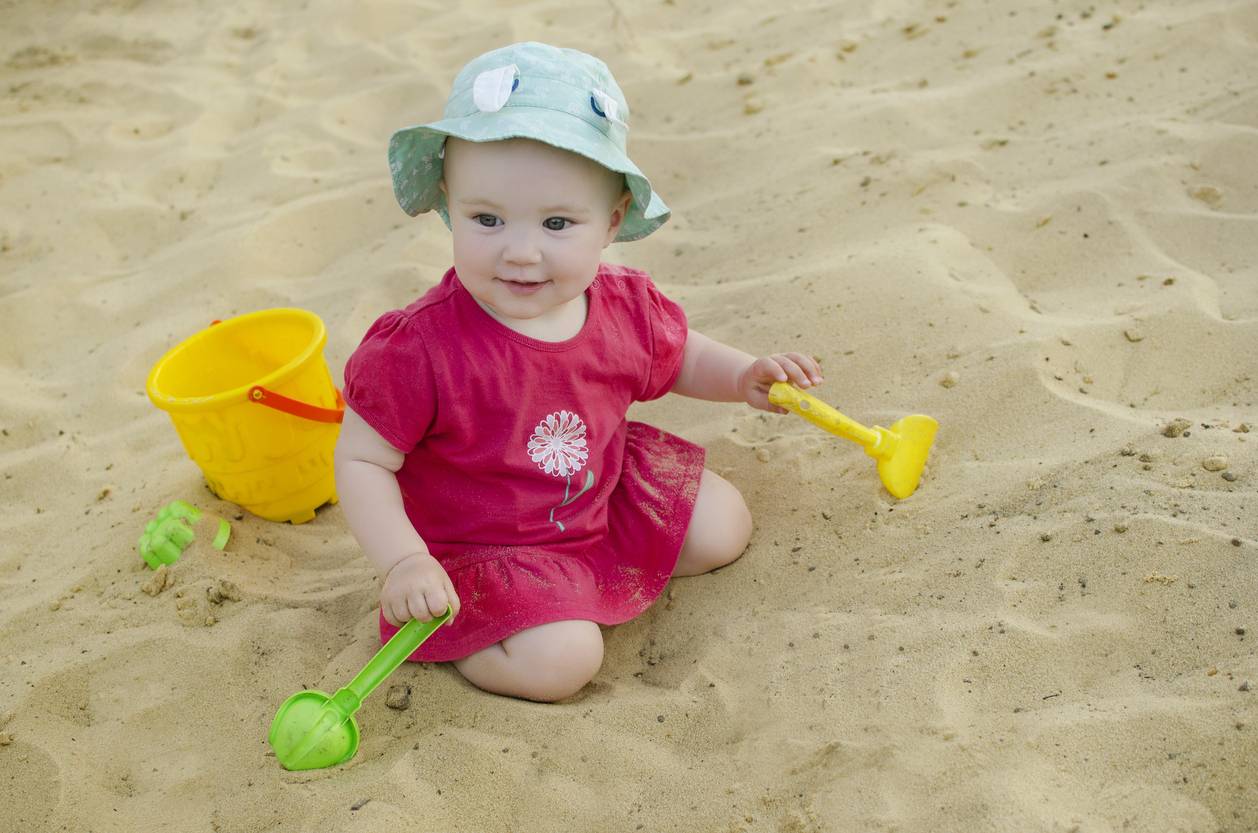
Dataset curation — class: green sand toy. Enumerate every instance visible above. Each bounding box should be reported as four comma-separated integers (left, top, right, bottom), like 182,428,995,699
268,608,452,771
137,500,231,568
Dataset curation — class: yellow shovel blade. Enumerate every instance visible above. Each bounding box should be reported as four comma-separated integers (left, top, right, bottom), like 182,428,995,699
768,382,938,499
875,415,938,499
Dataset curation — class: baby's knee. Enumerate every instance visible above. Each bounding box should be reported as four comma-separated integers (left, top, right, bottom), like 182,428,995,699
520,625,604,701
705,479,753,563
727,486,753,553
458,620,604,702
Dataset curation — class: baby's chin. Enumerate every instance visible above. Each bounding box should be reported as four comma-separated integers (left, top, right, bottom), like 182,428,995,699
473,284,574,319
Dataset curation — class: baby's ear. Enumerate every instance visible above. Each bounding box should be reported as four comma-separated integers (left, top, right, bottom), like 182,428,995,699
603,190,632,246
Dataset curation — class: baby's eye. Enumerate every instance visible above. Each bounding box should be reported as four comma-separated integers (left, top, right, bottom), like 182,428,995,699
543,217,572,231
474,214,501,228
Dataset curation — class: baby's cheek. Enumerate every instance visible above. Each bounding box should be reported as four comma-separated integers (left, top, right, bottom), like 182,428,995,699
451,233,492,269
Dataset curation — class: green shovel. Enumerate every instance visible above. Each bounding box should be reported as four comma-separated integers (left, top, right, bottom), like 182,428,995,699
268,608,451,771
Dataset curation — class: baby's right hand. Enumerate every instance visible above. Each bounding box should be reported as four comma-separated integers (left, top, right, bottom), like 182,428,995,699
380,552,460,626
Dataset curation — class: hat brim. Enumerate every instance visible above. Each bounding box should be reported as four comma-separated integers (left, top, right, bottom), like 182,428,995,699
388,108,668,243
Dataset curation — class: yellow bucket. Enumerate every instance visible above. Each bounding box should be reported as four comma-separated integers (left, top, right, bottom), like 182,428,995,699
146,308,343,524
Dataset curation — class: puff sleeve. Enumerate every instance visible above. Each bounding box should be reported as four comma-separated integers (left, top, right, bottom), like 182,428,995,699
342,310,437,454
636,279,689,402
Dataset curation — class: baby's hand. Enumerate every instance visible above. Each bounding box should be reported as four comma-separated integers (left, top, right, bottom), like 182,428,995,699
380,552,460,626
738,353,824,414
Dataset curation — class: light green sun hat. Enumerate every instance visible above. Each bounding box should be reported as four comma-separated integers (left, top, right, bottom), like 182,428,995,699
387,41,669,242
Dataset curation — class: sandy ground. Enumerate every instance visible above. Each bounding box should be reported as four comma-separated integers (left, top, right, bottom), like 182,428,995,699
2,1,1256,831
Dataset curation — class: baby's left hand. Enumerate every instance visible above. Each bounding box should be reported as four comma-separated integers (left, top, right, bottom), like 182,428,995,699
738,353,824,413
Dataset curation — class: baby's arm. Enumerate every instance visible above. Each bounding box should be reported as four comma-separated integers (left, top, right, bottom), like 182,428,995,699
334,407,459,624
671,330,824,413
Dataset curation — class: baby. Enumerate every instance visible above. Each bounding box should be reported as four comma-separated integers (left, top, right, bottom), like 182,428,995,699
336,42,823,702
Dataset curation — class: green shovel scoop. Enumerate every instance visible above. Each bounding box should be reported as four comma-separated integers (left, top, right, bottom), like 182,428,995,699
268,607,451,771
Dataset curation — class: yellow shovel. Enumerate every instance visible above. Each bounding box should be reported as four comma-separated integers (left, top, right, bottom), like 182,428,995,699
768,382,938,499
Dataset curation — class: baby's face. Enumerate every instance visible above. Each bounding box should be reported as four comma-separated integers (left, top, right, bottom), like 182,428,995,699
440,138,630,325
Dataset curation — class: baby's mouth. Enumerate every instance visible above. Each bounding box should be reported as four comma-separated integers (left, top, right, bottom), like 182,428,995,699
497,277,550,294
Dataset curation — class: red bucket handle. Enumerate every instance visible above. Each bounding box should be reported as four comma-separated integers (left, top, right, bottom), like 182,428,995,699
248,385,345,424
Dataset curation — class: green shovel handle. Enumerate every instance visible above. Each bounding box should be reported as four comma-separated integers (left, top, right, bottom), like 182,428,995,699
336,608,451,711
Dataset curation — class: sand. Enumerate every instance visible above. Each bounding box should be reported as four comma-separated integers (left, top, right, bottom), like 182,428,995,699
2,1,1256,831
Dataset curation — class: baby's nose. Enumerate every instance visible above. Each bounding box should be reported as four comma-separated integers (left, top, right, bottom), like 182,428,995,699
502,228,543,264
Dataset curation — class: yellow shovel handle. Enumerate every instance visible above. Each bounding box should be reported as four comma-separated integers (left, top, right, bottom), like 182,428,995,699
768,383,884,449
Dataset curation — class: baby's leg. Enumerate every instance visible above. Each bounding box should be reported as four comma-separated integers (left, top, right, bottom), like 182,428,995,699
673,468,753,577
453,619,603,702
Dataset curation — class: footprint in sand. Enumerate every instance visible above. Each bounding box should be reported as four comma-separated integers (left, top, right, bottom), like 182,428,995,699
0,738,59,830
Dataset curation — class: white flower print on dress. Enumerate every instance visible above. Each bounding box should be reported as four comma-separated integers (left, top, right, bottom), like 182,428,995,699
528,410,588,476
527,410,596,532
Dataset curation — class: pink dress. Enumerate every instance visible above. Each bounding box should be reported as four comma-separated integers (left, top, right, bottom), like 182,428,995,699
342,263,706,661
